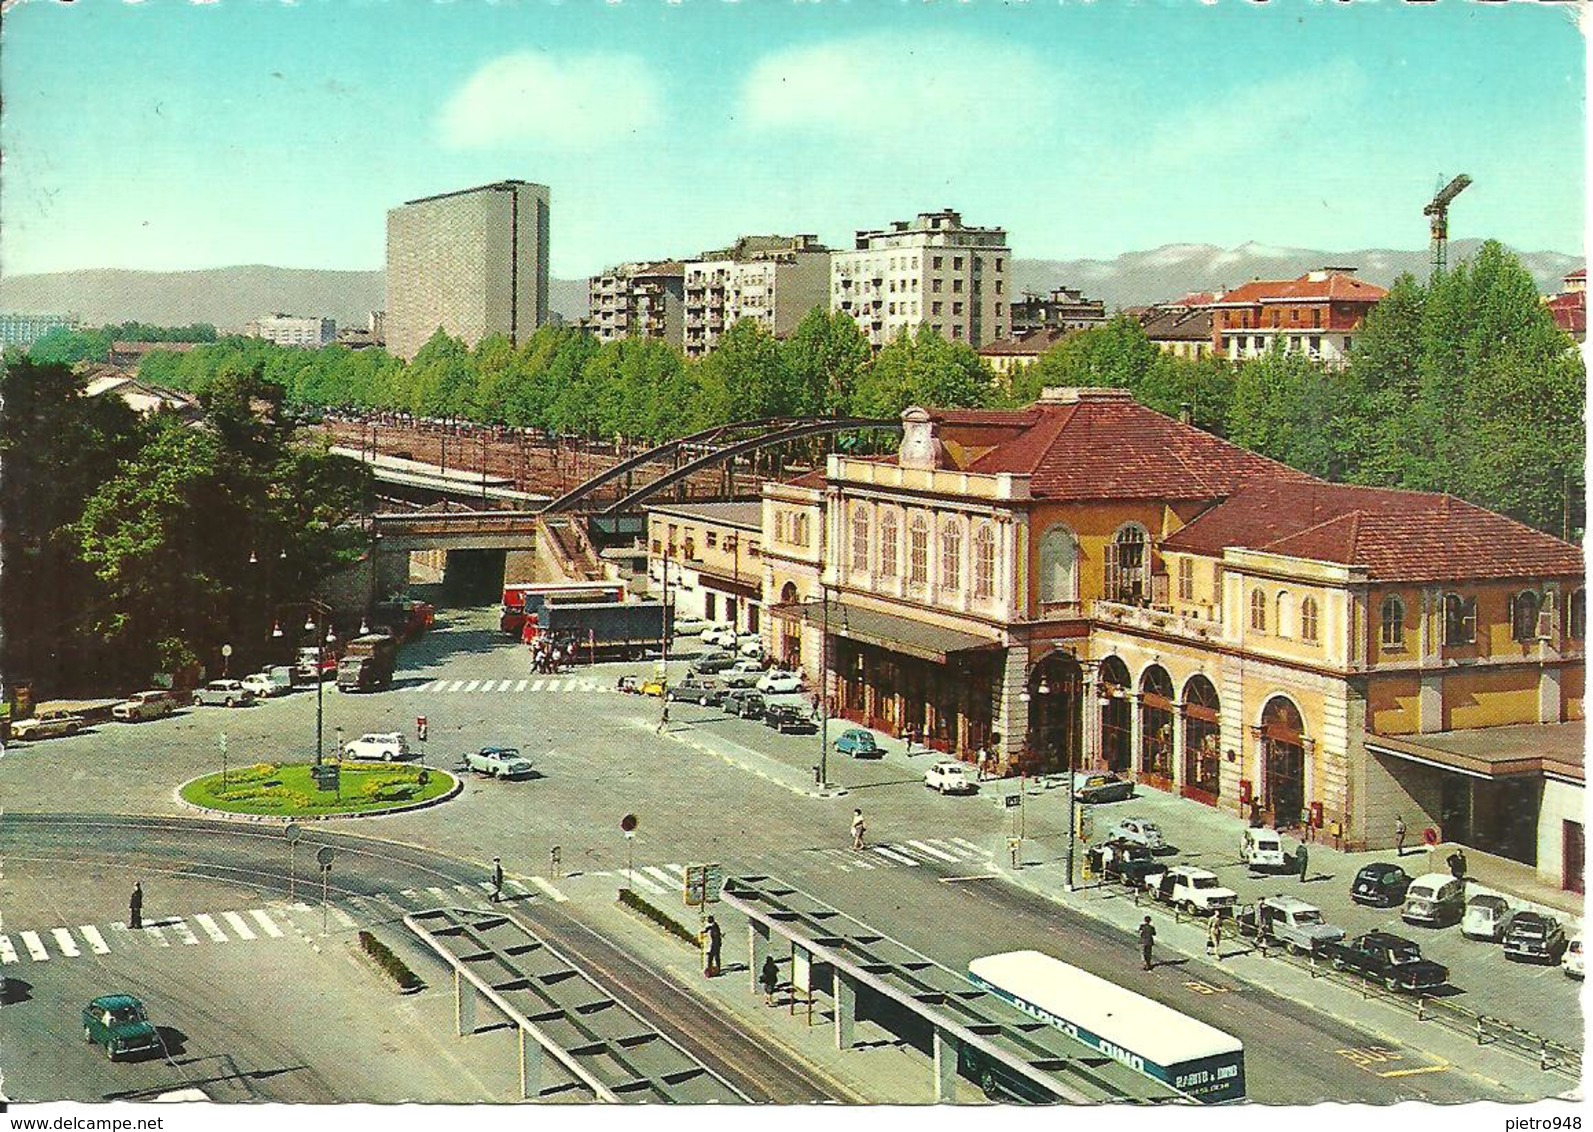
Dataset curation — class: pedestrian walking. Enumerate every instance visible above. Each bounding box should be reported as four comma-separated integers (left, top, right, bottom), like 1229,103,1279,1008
129,881,143,929
1447,847,1468,885
851,808,866,851
1207,913,1224,960
1248,798,1263,828
703,915,723,978
490,857,504,903
760,955,780,1005
1296,843,1310,883
976,745,990,781
1395,814,1407,857
1138,915,1156,970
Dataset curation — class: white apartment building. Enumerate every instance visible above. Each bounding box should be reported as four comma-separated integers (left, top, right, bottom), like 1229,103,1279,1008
830,210,1010,350
682,235,831,359
587,260,685,345
245,314,336,348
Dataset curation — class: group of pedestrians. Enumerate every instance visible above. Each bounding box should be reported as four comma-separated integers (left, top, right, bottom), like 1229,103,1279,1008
529,633,578,674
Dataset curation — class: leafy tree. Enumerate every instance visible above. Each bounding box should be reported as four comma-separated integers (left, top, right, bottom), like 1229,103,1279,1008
782,307,873,416
1226,345,1346,479
408,329,476,418
693,319,791,424
852,324,994,417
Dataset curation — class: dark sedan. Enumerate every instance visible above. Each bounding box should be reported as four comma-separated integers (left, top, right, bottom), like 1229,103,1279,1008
1504,911,1567,963
666,679,722,706
1350,862,1412,908
762,704,818,734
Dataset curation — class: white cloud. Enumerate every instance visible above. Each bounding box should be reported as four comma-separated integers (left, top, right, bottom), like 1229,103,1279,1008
739,34,1059,143
439,52,660,149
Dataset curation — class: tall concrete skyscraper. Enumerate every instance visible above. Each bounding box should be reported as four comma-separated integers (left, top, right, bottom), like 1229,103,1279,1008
385,180,550,361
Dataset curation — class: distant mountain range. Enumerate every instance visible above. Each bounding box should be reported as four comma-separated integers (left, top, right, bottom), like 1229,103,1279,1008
2,239,1579,335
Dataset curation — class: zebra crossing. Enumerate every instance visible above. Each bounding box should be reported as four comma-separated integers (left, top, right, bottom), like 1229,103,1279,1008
580,836,996,895
0,874,570,969
412,676,615,695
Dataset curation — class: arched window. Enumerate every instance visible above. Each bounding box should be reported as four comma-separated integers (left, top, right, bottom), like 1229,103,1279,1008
1510,590,1541,643
849,505,870,573
1038,524,1079,605
908,513,930,586
1105,524,1149,604
878,510,899,578
779,581,798,604
1300,597,1319,643
1571,589,1587,641
973,523,997,600
1275,591,1293,638
1250,588,1267,632
1380,595,1405,649
1444,593,1477,647
939,520,963,592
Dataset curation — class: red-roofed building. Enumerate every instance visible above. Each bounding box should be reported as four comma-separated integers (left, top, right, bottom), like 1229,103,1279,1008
1209,267,1387,366
976,327,1072,379
1546,267,1586,340
760,389,1584,884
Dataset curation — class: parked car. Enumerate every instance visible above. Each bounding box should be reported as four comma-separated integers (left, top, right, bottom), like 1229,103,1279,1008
762,704,818,734
112,690,178,723
639,677,666,697
241,671,288,699
1086,839,1159,888
11,708,87,740
699,622,732,644
729,691,766,720
720,663,766,690
462,747,535,780
192,680,255,708
342,732,410,762
672,615,707,636
1324,931,1449,994
688,652,738,676
1106,816,1165,851
834,729,883,759
1460,894,1516,942
703,626,738,648
1236,895,1346,954
82,994,160,1060
616,675,640,694
1144,866,1238,916
1350,862,1412,908
1401,873,1466,928
755,670,803,695
666,678,723,706
1240,828,1288,872
924,761,978,795
1563,933,1583,979
1072,771,1133,804
1503,911,1567,963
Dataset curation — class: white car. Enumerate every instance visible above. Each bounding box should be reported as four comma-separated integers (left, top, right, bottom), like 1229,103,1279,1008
738,637,766,659
755,671,802,694
342,732,411,762
10,708,86,740
1107,816,1166,851
699,623,733,645
192,680,255,708
240,672,287,699
1146,865,1239,915
673,615,707,636
1563,933,1583,979
1460,893,1515,941
112,690,177,722
924,761,978,795
1241,828,1287,871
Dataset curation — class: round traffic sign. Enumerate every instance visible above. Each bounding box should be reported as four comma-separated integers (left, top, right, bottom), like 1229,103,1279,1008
316,846,335,868
221,644,233,657
1423,826,1439,847
284,822,302,846
620,813,638,833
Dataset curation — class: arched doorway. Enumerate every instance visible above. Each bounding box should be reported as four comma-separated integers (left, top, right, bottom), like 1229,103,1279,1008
1098,656,1132,773
1025,652,1083,774
1261,697,1307,828
778,582,801,667
1139,665,1174,786
1182,676,1221,803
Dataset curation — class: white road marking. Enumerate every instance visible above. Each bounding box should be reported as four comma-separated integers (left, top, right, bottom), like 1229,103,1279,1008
530,680,546,692
248,909,285,938
169,919,200,946
328,905,358,928
372,894,406,915
79,925,110,954
420,680,442,692
626,871,667,895
506,879,533,897
446,680,465,692
475,881,496,894
871,846,920,866
949,836,984,854
401,888,421,902
193,914,229,943
426,886,451,904
529,877,568,903
50,928,81,957
515,680,528,692
908,839,960,863
561,679,577,692
0,935,18,964
642,865,679,890
19,931,48,960
662,863,688,879
498,680,513,692
462,680,481,692
142,924,170,948
222,911,257,940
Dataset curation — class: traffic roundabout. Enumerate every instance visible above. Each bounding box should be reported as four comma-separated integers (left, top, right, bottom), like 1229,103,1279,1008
176,760,460,820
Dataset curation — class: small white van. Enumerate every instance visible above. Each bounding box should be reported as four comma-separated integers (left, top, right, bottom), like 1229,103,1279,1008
1401,873,1465,927
1241,828,1288,871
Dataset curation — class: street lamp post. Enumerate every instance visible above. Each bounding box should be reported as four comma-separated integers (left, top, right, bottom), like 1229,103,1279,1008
658,549,671,733
274,600,334,766
818,587,830,789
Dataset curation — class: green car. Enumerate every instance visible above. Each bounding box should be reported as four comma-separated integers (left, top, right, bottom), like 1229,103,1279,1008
82,994,160,1060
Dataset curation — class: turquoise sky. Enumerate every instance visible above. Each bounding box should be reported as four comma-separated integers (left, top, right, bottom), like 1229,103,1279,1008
1,1,1584,277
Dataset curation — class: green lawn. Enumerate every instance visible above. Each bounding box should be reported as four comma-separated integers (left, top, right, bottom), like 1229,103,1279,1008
179,761,456,817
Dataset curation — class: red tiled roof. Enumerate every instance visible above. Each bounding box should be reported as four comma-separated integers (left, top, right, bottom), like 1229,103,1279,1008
1546,291,1586,337
1163,480,1583,582
935,394,1311,502
1211,273,1387,307
1567,268,1586,282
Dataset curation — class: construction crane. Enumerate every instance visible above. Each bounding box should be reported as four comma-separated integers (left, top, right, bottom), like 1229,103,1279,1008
1423,174,1472,277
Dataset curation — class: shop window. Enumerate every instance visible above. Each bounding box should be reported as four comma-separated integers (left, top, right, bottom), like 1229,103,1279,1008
973,523,997,600
1301,597,1319,643
879,510,899,577
1510,590,1541,643
1444,593,1477,646
939,520,963,592
909,513,930,586
1380,595,1405,650
1250,588,1267,632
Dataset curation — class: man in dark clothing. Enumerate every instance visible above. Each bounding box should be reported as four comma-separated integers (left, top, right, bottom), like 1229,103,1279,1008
1138,916,1156,970
490,857,504,903
760,955,780,1004
129,882,143,929
703,916,723,977
1296,843,1310,883
1447,848,1468,886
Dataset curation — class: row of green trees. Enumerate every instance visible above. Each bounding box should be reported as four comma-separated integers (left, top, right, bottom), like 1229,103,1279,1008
1,358,370,695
